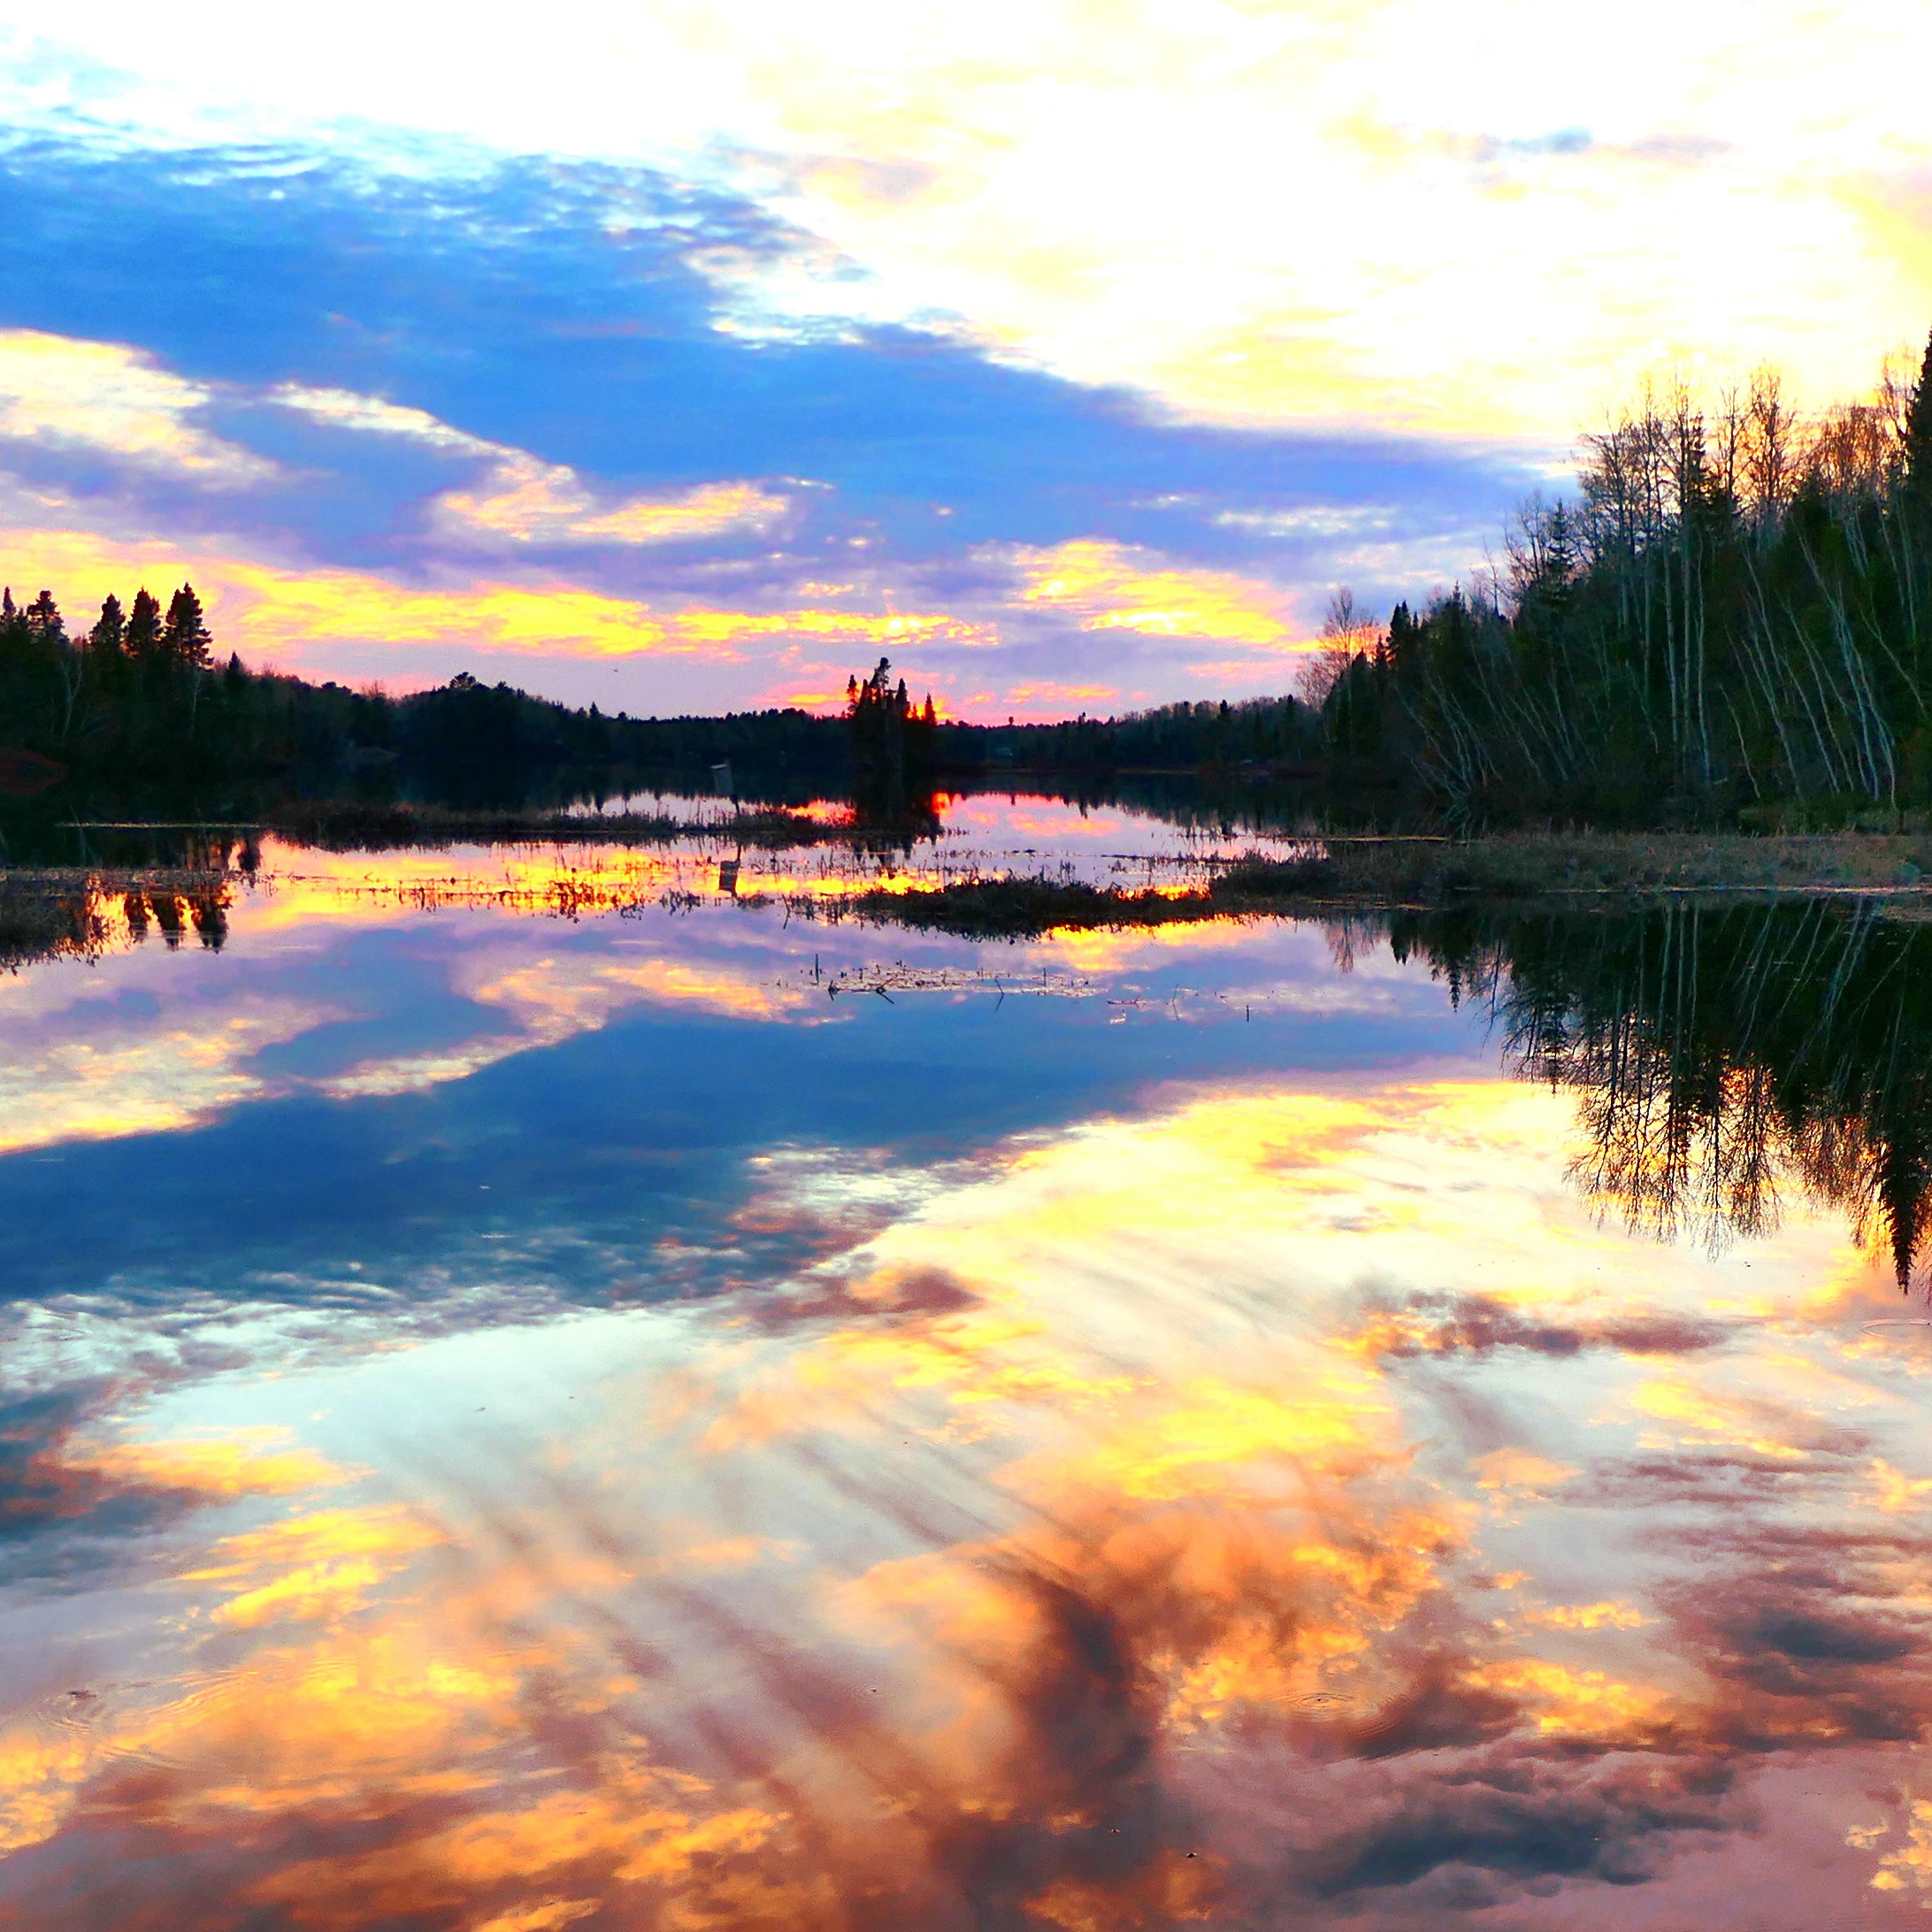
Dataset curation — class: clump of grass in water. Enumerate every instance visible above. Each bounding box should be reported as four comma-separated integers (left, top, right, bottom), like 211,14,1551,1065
805,850,1340,938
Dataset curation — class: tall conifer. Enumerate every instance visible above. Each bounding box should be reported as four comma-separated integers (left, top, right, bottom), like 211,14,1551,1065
22,590,64,645
124,588,163,666
1906,327,1932,524
162,583,212,670
89,594,126,659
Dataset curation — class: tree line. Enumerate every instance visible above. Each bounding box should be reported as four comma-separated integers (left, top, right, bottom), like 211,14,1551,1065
0,590,1329,813
6,326,1931,825
0,582,859,808
1307,330,1932,821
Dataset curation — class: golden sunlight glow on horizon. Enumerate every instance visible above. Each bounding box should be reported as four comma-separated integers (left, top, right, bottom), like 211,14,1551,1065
0,517,1000,674
0,498,1341,715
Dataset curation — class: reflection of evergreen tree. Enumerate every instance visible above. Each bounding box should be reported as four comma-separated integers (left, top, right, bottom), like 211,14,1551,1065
1394,903,1932,1285
149,893,185,949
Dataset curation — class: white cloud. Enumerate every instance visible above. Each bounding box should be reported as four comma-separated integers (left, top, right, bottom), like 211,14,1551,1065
272,383,791,548
437,458,790,549
4,4,1930,442
0,330,274,484
270,384,492,454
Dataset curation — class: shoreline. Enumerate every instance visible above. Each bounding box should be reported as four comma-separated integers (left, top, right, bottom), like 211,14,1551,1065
8,831,1932,952
810,833,1932,937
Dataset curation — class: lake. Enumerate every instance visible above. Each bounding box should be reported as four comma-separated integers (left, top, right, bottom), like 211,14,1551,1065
3,795,1931,1929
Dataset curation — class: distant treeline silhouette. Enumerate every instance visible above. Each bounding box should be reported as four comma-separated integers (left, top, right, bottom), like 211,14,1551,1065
0,582,858,806
4,327,1929,820
0,580,1329,811
1396,899,1932,1284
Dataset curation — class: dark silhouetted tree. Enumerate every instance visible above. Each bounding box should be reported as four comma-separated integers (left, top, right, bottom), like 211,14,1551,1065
21,591,64,647
88,594,125,661
124,588,163,668
1904,328,1932,520
162,583,212,671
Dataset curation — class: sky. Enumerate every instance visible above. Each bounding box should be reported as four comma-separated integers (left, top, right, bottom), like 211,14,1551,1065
0,3,1928,719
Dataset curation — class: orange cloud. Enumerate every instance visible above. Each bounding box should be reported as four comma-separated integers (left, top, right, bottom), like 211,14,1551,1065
999,540,1309,652
56,1428,343,1501
0,521,994,667
1000,678,1120,710
182,1504,446,1630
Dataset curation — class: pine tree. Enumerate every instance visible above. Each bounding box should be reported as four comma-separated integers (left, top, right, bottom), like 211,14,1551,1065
22,590,64,645
162,583,212,670
1905,327,1932,525
89,594,126,660
124,588,162,666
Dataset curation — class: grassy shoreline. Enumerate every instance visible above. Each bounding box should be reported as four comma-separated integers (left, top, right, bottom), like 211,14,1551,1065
799,833,1932,937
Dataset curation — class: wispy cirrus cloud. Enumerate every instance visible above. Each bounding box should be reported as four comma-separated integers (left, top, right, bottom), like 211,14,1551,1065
272,383,794,549
438,464,790,549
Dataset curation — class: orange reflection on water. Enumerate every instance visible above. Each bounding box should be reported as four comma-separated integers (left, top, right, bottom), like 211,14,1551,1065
6,1069,1932,1926
53,1428,345,1503
182,1504,446,1629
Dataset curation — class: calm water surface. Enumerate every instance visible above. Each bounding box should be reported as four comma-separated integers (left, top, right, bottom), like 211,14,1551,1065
3,799,1931,1929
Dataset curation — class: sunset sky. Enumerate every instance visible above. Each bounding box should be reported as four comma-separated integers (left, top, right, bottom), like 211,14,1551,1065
1,1,1929,718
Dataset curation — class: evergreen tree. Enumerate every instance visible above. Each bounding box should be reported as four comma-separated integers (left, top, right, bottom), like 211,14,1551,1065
1905,327,1932,525
88,594,126,661
124,588,163,667
22,590,64,646
162,583,212,670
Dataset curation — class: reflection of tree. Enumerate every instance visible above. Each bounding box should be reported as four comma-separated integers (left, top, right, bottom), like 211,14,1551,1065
0,885,111,973
1,875,232,971
0,822,254,971
1393,903,1932,1283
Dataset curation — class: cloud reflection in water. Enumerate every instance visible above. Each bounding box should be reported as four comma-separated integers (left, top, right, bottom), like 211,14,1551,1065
2,844,1932,1925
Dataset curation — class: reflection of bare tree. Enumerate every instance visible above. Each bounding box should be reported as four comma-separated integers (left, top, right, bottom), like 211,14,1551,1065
1,875,235,971
0,884,112,972
1395,902,1932,1283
